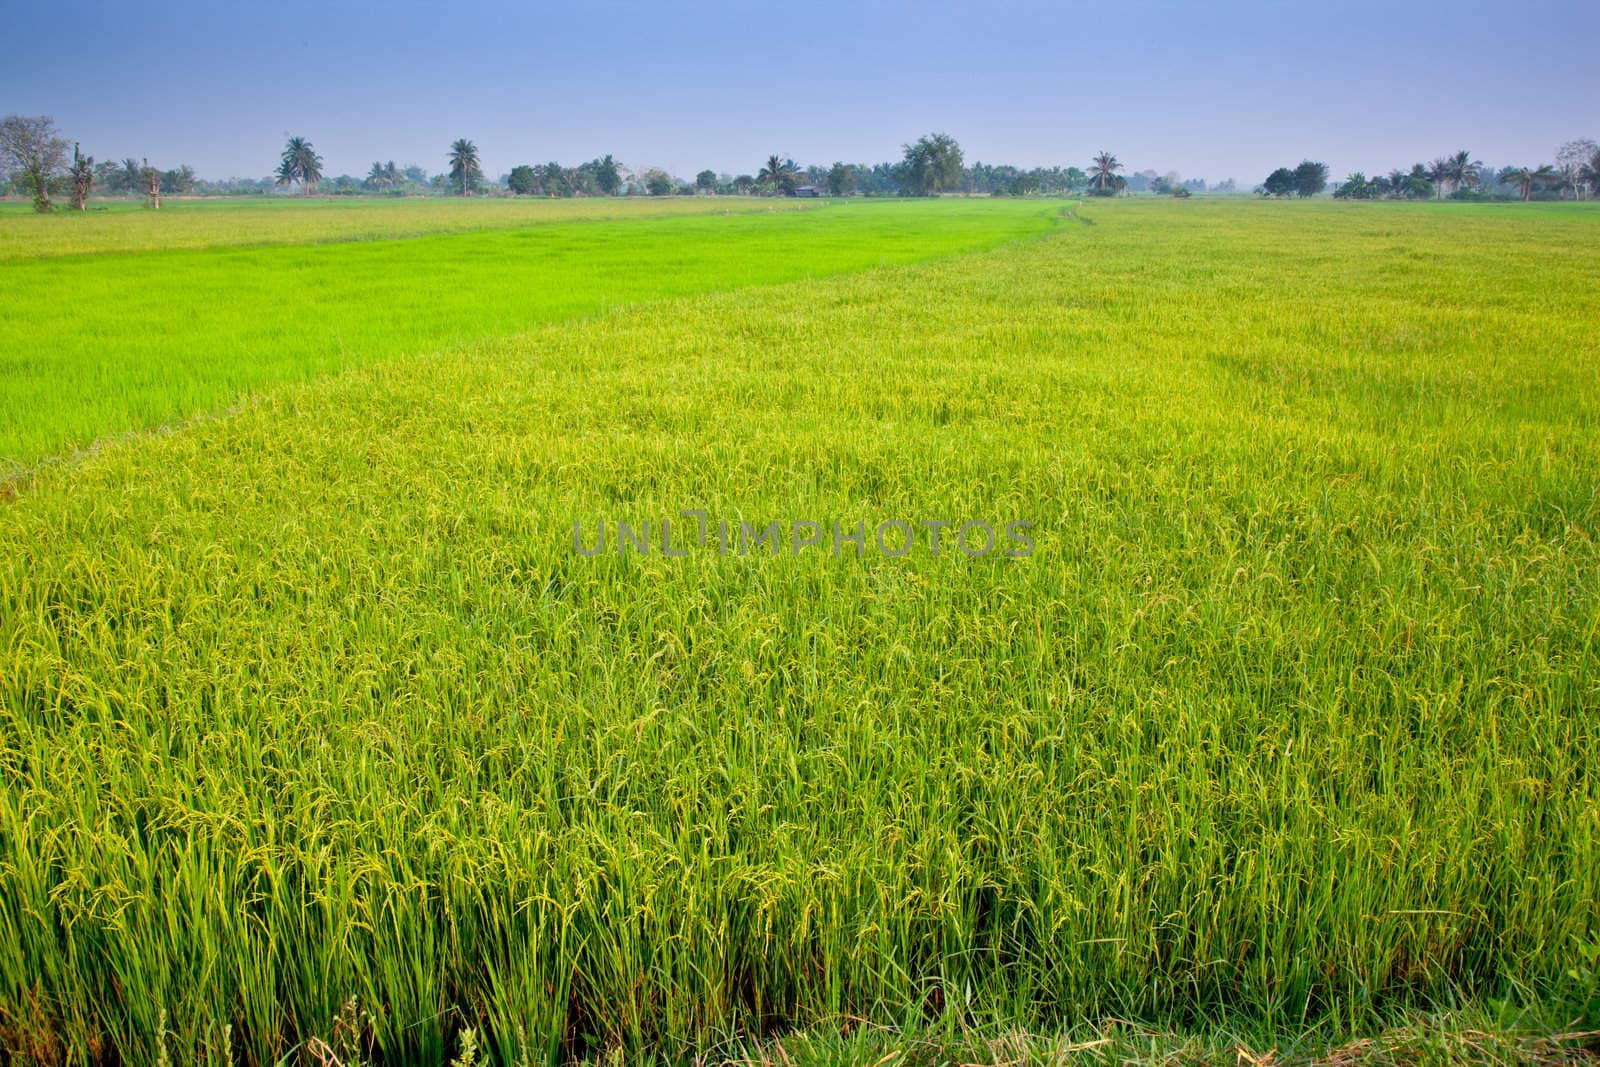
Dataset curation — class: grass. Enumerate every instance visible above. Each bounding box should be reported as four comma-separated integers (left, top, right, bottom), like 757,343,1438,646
0,198,1598,1065
0,198,1058,469
0,194,821,259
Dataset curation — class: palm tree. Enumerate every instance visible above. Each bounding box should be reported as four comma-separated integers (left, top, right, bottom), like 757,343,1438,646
366,161,392,192
1087,152,1123,194
448,139,482,196
756,154,798,195
1427,157,1452,198
1503,165,1557,202
1443,150,1482,195
276,136,323,195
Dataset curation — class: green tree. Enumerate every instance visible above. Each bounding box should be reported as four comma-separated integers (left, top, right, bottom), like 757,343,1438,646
68,142,94,210
1291,160,1327,198
0,114,69,212
93,159,124,193
757,154,799,195
366,160,402,192
448,139,483,196
732,174,755,195
1426,157,1451,198
1442,150,1481,197
1087,152,1124,195
161,165,196,196
507,164,538,195
541,162,571,197
901,133,963,196
1502,164,1557,202
642,168,674,196
590,155,621,196
276,136,323,195
826,162,855,197
695,169,718,194
1261,167,1295,197
1333,172,1379,199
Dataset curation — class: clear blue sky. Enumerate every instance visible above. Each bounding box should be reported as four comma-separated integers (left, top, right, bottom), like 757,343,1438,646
5,0,1595,184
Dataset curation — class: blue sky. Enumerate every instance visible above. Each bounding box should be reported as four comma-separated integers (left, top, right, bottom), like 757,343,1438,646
5,0,1595,185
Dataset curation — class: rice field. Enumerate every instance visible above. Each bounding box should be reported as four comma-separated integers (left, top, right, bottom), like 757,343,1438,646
1,197,1597,1066
0,195,821,259
0,199,1055,470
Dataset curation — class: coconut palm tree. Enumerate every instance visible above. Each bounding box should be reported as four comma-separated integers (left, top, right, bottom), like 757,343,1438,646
756,154,798,195
1443,150,1482,195
366,161,395,192
276,136,323,195
1503,164,1557,202
448,139,483,196
1426,157,1452,198
1087,152,1123,194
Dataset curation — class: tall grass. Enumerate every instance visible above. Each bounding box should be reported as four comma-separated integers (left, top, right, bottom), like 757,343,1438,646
0,199,1597,1064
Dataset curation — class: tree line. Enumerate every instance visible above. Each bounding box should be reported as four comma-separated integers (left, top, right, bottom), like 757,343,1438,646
6,113,1598,211
1263,142,1600,202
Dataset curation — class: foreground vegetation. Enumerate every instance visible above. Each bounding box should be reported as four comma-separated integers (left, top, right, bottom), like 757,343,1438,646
1,199,1598,1065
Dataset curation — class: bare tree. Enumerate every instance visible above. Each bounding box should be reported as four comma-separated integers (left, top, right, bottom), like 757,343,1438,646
68,143,94,210
1556,139,1598,200
141,158,162,209
0,114,70,212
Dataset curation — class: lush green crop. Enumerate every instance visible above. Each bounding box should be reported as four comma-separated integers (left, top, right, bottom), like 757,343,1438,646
0,199,1057,470
0,195,820,259
1,199,1597,1065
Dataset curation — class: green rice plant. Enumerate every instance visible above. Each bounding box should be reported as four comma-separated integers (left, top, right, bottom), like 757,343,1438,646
0,198,1596,1064
0,199,1057,469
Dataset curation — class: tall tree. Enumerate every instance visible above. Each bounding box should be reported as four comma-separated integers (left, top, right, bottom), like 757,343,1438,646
68,143,94,210
640,168,674,196
0,114,70,212
757,154,799,195
1262,167,1296,197
1443,150,1482,196
826,162,855,197
1406,163,1435,200
1556,139,1598,199
276,136,323,195
901,133,964,196
1502,165,1557,202
1581,149,1600,201
366,160,402,192
1426,157,1452,198
591,155,622,196
448,138,482,196
695,169,718,194
507,164,538,195
1292,160,1328,198
120,157,144,193
1087,152,1124,195
140,158,162,209
162,165,197,196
